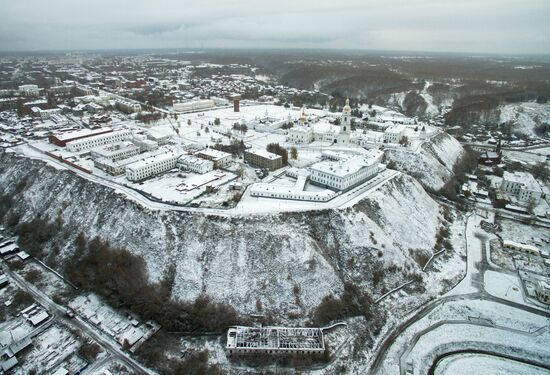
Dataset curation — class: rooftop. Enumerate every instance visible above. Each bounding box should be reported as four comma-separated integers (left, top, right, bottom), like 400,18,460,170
226,326,324,351
311,155,377,178
126,150,179,171
52,127,113,142
246,148,282,160
197,148,232,159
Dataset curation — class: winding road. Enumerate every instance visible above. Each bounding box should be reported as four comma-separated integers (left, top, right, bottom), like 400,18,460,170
369,210,550,375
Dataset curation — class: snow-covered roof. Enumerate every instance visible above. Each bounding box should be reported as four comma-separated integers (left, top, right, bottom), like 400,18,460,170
126,151,179,171
28,311,49,326
310,155,377,178
503,240,539,253
246,148,281,160
53,127,113,142
196,148,232,160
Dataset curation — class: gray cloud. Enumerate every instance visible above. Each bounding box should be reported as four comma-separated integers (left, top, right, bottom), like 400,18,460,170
0,0,548,54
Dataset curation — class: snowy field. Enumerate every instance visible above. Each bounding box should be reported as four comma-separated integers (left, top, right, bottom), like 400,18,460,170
504,147,550,165
128,170,237,205
484,270,525,304
435,353,550,374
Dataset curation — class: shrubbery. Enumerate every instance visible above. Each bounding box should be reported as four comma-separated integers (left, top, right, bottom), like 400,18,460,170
312,282,373,325
65,234,238,332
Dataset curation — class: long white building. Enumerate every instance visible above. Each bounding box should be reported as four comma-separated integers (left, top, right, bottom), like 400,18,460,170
66,129,132,152
173,99,215,113
126,151,180,181
18,84,40,96
90,142,140,161
309,154,379,191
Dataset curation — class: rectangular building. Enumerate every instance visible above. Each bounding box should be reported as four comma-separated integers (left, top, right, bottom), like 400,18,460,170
502,240,539,255
132,134,159,152
49,127,114,147
18,84,40,96
173,99,215,113
501,171,543,204
384,125,405,144
125,151,180,181
147,130,171,145
287,126,314,144
244,149,283,171
309,155,379,191
90,142,141,161
196,148,232,168
178,155,214,174
66,129,132,152
226,326,325,356
115,99,141,113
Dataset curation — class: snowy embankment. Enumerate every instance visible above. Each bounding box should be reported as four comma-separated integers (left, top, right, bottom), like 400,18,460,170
499,102,550,136
384,131,464,191
0,153,457,317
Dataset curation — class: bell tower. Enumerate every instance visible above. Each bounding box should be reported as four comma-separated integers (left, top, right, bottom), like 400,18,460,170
341,98,351,134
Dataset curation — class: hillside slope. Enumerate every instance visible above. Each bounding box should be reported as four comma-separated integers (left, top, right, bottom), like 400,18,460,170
384,131,465,191
0,153,454,317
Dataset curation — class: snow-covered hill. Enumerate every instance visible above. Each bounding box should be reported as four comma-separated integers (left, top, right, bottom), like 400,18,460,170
0,153,459,317
500,102,550,136
384,131,465,191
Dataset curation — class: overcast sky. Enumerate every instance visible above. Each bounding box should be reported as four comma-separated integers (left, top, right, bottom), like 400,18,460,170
1,0,549,54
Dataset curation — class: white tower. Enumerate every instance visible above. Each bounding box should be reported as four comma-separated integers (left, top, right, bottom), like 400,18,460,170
341,98,352,133
336,98,352,144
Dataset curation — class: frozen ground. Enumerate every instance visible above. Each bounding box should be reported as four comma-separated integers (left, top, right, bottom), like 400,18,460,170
504,147,550,165
484,270,524,304
435,353,550,375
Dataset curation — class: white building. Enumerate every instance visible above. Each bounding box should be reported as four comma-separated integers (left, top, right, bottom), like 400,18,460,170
115,99,141,113
94,149,165,176
125,151,180,181
287,125,313,144
132,134,159,152
310,154,379,191
147,130,171,145
384,125,405,144
178,155,214,174
501,171,543,204
66,129,132,152
18,84,40,96
173,99,215,113
502,240,540,255
90,142,140,161
195,148,232,168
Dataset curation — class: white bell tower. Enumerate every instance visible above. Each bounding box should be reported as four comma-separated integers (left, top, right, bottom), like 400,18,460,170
337,98,352,144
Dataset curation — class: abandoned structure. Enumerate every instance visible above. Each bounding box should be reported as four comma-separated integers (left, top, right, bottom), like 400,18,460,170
226,326,325,356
